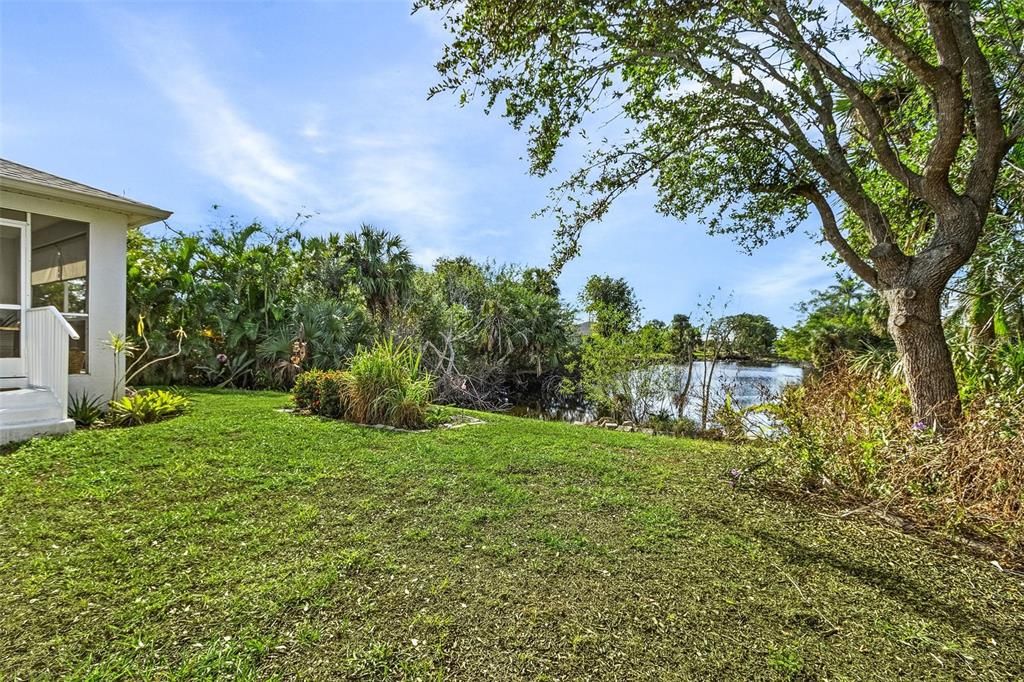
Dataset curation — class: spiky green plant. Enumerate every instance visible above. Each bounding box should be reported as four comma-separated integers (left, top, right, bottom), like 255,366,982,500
108,389,190,427
342,339,433,429
68,392,105,427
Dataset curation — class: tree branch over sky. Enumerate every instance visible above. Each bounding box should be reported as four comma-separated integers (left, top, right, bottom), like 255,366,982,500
418,0,1023,428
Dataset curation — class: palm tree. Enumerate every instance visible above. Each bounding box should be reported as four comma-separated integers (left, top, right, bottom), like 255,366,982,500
341,224,415,326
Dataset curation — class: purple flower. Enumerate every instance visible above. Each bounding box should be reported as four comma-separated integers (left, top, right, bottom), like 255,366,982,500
729,468,743,487
216,353,229,365
911,420,928,431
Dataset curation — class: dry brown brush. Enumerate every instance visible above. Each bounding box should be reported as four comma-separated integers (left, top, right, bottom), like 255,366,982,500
766,361,1023,559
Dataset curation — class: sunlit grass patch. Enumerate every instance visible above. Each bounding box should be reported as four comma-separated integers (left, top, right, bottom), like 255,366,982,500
0,390,1020,680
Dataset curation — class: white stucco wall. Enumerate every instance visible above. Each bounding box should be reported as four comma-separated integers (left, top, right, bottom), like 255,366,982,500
0,190,128,402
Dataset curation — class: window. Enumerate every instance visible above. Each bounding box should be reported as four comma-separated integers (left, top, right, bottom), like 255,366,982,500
31,215,89,374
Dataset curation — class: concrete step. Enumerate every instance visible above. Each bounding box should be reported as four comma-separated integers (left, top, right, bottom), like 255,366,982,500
1,417,75,446
0,387,61,411
0,376,28,390
0,388,64,427
0,387,74,446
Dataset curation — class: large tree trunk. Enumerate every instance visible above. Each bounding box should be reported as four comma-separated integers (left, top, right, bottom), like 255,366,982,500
886,288,962,429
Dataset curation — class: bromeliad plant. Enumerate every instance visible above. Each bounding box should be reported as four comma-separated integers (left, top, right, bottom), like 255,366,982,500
107,389,190,427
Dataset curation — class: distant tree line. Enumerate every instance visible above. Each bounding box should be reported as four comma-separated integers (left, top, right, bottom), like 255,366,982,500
127,223,784,410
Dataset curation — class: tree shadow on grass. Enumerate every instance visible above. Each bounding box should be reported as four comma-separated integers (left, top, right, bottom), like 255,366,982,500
749,524,1019,640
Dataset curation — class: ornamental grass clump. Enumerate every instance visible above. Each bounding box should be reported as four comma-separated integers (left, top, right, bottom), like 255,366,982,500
292,340,435,429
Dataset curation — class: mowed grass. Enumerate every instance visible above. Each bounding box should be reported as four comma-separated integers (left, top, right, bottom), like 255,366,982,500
1,391,1021,680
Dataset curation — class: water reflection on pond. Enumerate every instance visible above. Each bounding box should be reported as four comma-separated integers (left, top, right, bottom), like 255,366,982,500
509,361,806,433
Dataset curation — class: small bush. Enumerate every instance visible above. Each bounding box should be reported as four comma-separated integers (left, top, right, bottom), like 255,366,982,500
316,371,349,419
108,389,190,427
292,369,324,410
645,410,699,438
292,340,435,429
424,405,452,429
68,392,105,427
341,339,433,428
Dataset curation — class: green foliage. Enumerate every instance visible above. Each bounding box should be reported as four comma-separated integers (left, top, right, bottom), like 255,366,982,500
292,369,324,411
423,405,453,429
67,392,104,427
128,223,576,403
946,197,1024,346
293,341,435,429
776,278,890,366
107,389,190,427
646,409,699,438
669,314,701,361
315,370,349,420
719,313,778,359
711,392,764,441
766,359,1023,548
255,298,368,387
573,326,678,424
579,275,640,336
341,224,415,324
407,258,576,405
344,340,434,428
128,221,370,389
951,337,1024,403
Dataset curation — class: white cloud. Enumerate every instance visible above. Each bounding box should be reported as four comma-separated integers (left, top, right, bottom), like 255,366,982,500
339,134,458,226
740,245,836,302
108,9,467,255
301,121,323,142
112,16,306,219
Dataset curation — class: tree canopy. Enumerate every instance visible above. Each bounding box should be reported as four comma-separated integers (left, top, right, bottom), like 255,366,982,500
721,313,779,358
419,0,1023,427
579,274,642,335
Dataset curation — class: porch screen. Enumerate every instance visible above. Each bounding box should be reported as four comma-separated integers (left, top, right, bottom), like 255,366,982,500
31,235,88,296
31,217,89,374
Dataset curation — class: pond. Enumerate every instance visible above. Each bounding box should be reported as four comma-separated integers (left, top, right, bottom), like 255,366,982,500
509,360,807,433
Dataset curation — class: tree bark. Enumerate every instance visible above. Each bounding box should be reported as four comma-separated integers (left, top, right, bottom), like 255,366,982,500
885,287,962,429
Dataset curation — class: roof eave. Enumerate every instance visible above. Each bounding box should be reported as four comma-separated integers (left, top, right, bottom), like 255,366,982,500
0,177,173,228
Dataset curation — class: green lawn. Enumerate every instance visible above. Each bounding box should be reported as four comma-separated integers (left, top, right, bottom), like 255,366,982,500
1,391,1021,680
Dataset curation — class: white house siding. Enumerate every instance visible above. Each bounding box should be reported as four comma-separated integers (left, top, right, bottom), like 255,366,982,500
0,190,128,401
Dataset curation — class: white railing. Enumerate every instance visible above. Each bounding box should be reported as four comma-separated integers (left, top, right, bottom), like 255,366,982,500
26,306,80,418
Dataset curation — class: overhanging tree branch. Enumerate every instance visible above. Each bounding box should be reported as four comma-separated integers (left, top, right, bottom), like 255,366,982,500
795,183,880,287
838,0,942,86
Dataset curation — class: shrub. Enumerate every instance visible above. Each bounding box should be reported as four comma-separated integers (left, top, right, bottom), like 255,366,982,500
291,340,435,429
645,409,699,438
316,371,349,419
108,389,190,427
292,369,324,410
68,392,105,427
573,330,678,424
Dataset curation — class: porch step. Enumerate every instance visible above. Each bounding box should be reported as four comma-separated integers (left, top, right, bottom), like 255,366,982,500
1,418,75,446
0,388,74,446
0,376,28,390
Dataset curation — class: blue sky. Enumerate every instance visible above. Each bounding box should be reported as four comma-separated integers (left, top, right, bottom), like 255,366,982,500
1,0,840,327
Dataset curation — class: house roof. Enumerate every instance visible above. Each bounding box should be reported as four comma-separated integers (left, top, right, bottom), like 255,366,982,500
0,158,172,228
